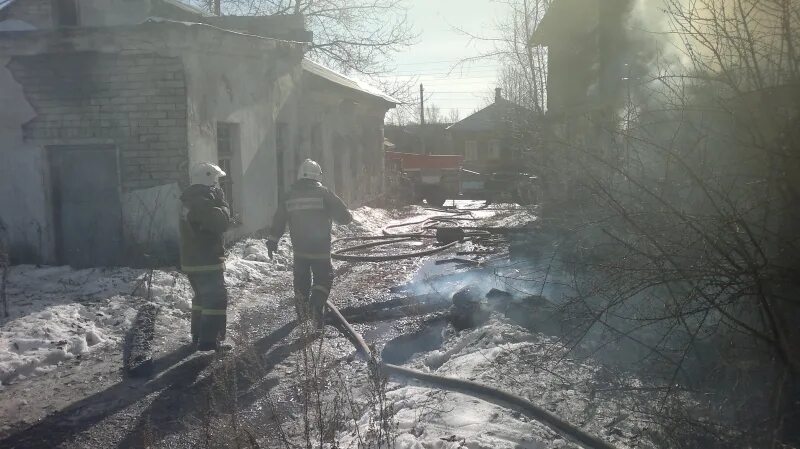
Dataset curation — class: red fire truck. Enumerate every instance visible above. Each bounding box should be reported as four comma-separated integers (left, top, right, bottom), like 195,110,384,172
385,151,537,206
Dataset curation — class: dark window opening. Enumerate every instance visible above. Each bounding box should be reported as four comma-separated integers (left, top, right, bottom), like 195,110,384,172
53,0,80,27
276,123,288,200
217,122,239,213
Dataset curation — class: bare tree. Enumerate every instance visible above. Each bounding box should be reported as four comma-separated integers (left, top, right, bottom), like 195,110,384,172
447,108,461,124
423,104,443,125
494,0,550,113
453,0,550,113
493,0,800,446
196,0,416,76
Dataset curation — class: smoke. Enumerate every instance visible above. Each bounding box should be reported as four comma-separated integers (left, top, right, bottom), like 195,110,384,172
627,0,800,88
620,0,690,80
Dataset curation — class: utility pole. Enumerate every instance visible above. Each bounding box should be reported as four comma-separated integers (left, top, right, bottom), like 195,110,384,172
213,0,221,16
420,83,425,126
419,83,426,154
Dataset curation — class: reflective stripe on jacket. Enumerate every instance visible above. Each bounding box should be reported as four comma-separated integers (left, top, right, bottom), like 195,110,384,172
269,179,352,258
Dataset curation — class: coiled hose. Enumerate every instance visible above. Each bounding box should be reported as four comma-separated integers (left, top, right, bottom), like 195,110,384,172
326,300,619,449
331,213,486,262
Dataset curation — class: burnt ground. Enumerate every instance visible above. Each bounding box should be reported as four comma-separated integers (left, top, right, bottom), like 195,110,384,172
0,206,497,449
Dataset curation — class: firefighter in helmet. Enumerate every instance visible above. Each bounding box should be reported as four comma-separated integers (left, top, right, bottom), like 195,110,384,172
267,159,352,328
180,162,232,351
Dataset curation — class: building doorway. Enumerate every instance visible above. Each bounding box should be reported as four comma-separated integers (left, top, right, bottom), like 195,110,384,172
48,145,122,267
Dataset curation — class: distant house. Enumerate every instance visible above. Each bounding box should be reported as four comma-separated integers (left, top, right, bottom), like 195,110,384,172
0,0,395,267
384,123,452,156
446,88,538,174
383,125,422,154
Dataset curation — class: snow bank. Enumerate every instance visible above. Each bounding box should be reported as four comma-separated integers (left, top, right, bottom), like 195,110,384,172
0,266,192,385
341,206,399,237
0,204,402,387
227,238,294,285
341,384,565,449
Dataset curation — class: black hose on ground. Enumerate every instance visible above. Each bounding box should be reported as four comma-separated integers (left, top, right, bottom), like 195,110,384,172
334,237,416,254
332,240,458,262
325,300,620,449
382,214,477,236
331,210,484,261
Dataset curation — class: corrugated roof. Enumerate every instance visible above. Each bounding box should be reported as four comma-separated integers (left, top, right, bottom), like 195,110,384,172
302,59,399,104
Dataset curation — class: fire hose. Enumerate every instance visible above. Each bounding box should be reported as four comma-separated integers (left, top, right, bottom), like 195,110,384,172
331,213,491,262
325,300,619,449
327,209,618,447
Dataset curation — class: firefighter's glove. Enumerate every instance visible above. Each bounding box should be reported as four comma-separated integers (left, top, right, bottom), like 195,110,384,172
266,240,278,259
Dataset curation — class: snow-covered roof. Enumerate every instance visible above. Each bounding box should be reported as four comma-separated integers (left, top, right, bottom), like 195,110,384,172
302,59,399,105
156,0,210,18
0,0,207,19
0,18,35,31
0,0,16,12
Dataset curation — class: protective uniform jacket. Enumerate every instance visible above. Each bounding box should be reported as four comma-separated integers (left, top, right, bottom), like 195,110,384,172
179,184,231,272
269,179,352,259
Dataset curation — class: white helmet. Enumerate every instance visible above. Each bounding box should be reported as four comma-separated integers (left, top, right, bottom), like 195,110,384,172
191,162,226,186
298,158,323,182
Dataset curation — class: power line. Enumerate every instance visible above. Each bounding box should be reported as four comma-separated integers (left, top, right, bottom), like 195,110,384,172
376,68,501,76
389,58,500,66
385,64,501,70
414,80,498,84
375,66,502,74
378,74,498,79
380,74,499,80
396,78,499,83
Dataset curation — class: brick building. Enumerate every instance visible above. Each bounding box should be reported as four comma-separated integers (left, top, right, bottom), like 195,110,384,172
0,0,396,267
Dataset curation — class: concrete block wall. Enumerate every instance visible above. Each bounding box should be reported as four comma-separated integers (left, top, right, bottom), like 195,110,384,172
8,52,189,191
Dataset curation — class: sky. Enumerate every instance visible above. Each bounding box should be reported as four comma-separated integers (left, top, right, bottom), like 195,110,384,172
378,0,510,122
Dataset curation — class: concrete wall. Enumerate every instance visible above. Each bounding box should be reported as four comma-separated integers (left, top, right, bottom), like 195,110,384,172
183,48,302,239
0,57,50,263
1,51,188,264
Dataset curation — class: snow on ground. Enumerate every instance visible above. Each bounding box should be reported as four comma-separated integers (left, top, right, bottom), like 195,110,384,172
344,384,567,449
0,266,192,386
0,204,406,389
1,201,556,446
337,318,655,449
